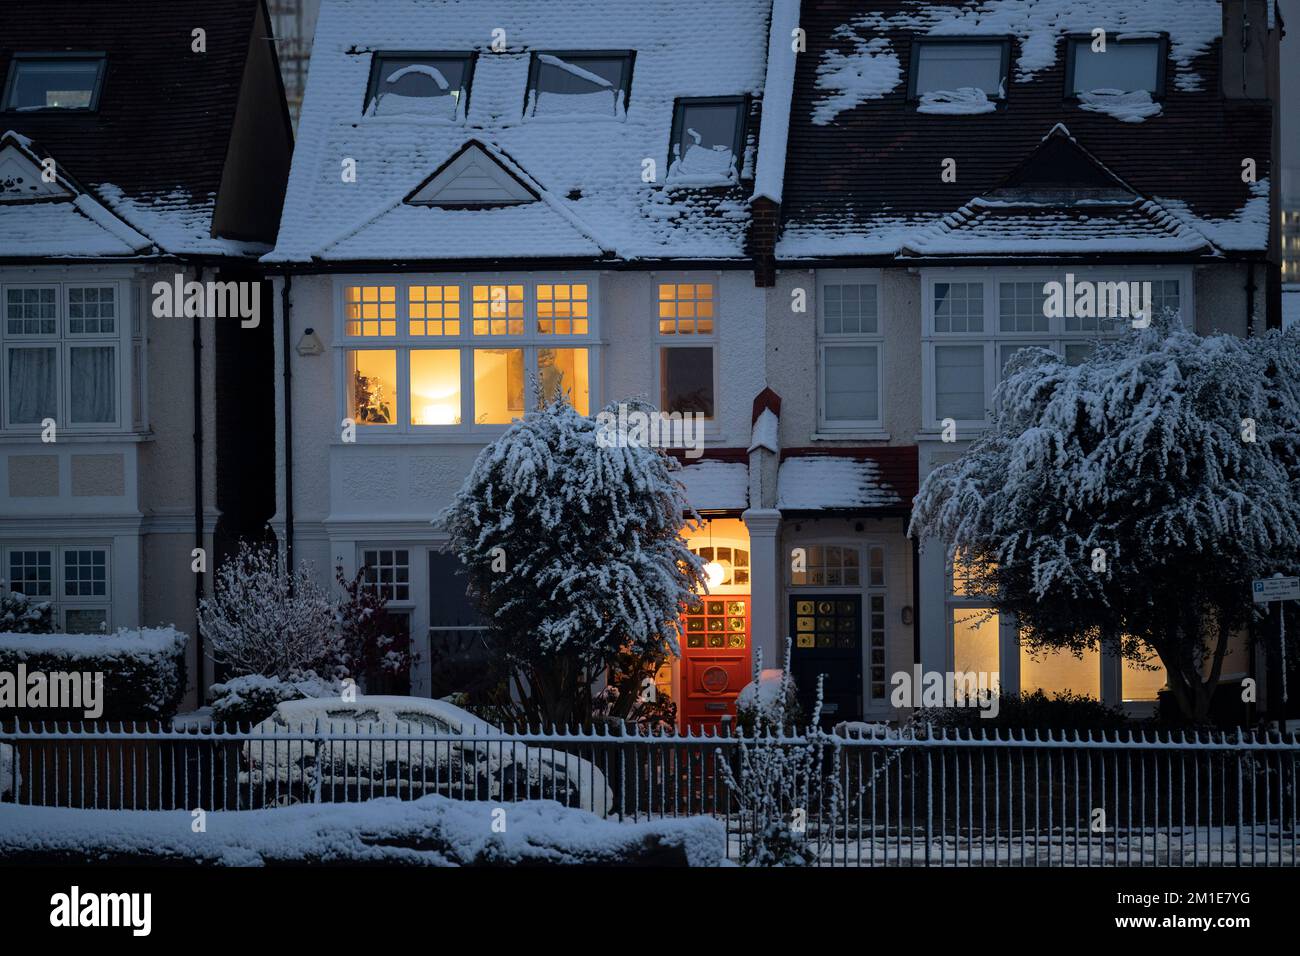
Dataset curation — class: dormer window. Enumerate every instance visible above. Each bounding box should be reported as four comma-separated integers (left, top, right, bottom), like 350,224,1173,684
2,54,106,112
1066,36,1166,97
526,52,633,118
908,39,1009,113
365,52,474,118
667,97,746,185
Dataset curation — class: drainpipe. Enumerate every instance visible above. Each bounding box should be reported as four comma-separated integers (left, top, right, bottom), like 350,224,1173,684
281,274,295,572
193,265,205,703
1245,262,1257,336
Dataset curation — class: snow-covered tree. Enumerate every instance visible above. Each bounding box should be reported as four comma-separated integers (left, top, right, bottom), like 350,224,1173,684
0,584,52,634
438,395,706,726
198,542,339,680
720,641,841,866
910,319,1300,722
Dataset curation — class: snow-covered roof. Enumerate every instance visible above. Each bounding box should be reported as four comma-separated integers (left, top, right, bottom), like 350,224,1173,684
776,455,904,511
751,0,800,204
676,459,750,512
269,0,777,264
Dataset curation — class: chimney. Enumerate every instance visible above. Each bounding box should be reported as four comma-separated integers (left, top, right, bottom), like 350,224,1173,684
1221,0,1269,99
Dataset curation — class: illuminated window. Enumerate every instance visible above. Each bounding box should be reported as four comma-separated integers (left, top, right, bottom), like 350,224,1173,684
1020,645,1101,699
536,283,588,334
692,545,750,587
473,348,524,424
408,285,460,336
657,282,714,334
538,347,589,415
347,350,397,425
472,284,524,335
953,609,1000,685
345,286,397,337
1121,651,1167,702
409,349,461,425
791,545,861,587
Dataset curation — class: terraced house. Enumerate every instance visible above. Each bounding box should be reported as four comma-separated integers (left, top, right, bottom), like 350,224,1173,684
269,0,1283,730
0,0,292,704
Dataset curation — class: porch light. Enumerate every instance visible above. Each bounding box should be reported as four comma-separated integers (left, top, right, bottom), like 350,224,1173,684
703,560,727,589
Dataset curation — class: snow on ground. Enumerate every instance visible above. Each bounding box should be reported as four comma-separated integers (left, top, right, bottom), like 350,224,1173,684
0,796,727,866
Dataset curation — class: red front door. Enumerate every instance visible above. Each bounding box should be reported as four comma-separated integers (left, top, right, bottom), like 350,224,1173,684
680,596,751,732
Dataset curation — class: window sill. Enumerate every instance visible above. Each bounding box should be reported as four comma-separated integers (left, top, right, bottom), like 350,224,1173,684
0,429,153,444
333,428,509,446
811,430,890,442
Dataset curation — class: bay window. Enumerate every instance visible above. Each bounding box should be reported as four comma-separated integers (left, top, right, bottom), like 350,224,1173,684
338,276,598,434
817,273,883,431
5,545,111,633
2,281,125,430
923,268,1191,430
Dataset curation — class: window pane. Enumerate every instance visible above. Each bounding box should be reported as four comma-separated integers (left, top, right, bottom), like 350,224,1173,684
6,288,57,335
64,549,107,597
1064,342,1095,365
934,345,984,420
1021,645,1101,699
916,43,1005,96
657,281,714,334
999,341,1052,379
69,346,116,423
6,59,103,110
953,609,1000,685
1149,279,1180,322
933,282,983,333
68,287,116,334
1122,651,1168,702
670,101,743,182
64,608,107,634
661,347,714,418
473,348,524,424
822,283,877,334
408,285,461,336
538,347,590,415
368,55,468,117
410,349,461,425
471,285,524,335
1070,40,1160,94
347,350,397,425
344,286,397,336
531,54,627,116
537,282,589,334
361,548,411,602
824,346,879,421
7,347,57,424
998,282,1048,332
8,549,53,598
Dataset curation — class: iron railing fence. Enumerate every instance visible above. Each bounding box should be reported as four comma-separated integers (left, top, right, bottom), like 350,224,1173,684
1,722,1297,866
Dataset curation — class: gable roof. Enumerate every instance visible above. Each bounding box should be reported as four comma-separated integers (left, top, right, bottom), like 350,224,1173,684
0,0,276,259
268,0,777,265
777,0,1272,261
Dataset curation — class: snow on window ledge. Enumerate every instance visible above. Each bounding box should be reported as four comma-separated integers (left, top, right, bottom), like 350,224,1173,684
1076,89,1162,123
916,87,998,115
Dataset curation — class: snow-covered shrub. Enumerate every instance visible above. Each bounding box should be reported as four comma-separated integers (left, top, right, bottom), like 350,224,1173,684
0,628,188,721
334,563,415,689
911,320,1300,722
0,584,52,634
0,742,19,801
198,542,339,681
918,690,1131,733
735,666,802,736
720,641,841,867
208,672,341,726
439,395,706,726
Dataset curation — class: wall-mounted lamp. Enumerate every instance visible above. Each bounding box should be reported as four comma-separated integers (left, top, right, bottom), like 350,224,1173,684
296,327,323,356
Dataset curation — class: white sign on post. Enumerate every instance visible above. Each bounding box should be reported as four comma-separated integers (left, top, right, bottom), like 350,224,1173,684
1253,577,1300,604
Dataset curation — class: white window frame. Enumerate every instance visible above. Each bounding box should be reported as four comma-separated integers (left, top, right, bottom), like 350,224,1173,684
333,273,602,441
3,543,112,633
921,265,1194,433
0,276,131,433
816,269,884,434
653,273,720,426
357,545,414,606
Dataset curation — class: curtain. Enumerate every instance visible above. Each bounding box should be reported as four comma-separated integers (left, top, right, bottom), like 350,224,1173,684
70,346,115,423
7,347,57,424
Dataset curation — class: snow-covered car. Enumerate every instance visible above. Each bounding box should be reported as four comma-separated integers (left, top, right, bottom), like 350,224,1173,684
239,696,613,816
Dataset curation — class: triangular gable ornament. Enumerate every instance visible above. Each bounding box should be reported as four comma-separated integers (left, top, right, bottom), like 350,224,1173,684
406,142,538,208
